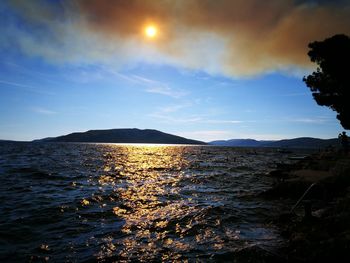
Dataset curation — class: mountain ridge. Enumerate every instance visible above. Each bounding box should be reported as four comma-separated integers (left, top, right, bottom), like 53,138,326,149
209,137,340,148
34,128,206,145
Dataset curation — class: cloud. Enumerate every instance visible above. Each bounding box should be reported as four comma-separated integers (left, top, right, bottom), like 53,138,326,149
4,0,350,76
289,116,333,124
128,75,187,98
149,113,203,124
158,103,192,113
31,107,57,115
204,120,245,124
150,111,246,125
0,80,55,95
145,86,186,98
0,80,32,89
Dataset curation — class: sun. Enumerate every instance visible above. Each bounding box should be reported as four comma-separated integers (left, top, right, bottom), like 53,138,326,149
144,25,157,38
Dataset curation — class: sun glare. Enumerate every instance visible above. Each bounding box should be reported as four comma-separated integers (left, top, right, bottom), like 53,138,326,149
144,25,157,38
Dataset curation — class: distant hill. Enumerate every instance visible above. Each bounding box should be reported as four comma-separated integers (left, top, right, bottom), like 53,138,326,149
34,128,206,145
264,137,339,149
0,139,25,143
210,139,275,147
210,137,340,149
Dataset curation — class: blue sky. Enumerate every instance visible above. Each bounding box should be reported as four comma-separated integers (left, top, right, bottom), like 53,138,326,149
0,0,348,142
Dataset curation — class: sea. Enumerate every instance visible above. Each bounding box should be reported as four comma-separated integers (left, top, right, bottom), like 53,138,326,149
0,142,305,262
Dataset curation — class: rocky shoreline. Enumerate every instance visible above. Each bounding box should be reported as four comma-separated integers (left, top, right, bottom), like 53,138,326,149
263,150,350,262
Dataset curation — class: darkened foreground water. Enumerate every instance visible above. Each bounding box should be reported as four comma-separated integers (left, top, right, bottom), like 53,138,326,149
0,143,298,262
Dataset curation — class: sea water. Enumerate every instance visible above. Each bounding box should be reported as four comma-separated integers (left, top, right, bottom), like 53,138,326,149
0,142,297,261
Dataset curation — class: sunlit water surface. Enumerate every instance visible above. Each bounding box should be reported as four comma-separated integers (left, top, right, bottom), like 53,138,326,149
0,143,298,261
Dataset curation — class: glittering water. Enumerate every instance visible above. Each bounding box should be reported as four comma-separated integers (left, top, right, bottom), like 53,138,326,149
0,142,295,262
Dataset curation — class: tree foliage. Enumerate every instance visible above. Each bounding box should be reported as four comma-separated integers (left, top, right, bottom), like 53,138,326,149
303,34,350,129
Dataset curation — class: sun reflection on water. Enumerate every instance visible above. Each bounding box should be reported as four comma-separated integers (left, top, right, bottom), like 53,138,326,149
0,142,293,261
96,145,199,260
77,145,285,261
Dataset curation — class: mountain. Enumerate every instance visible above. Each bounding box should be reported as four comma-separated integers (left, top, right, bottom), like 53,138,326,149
209,137,339,149
34,128,206,145
263,137,339,149
0,139,25,143
210,139,274,147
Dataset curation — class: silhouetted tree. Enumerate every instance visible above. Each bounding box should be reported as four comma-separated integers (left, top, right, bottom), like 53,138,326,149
303,34,350,129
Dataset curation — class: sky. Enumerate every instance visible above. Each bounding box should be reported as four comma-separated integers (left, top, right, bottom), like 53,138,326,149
0,0,349,142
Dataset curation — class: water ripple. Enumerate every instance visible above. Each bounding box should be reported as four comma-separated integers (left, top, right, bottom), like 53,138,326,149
0,143,296,261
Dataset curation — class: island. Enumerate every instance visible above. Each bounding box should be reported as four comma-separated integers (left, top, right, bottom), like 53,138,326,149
34,128,206,145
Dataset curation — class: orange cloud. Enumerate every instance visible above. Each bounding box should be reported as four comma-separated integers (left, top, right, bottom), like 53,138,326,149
7,0,350,76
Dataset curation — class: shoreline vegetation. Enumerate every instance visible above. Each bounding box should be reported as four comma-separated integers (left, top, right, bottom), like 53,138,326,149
261,149,350,262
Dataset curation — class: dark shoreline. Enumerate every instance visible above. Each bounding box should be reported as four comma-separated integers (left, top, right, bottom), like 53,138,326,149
261,150,350,262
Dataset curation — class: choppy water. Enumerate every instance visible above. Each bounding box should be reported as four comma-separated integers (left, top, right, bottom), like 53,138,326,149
0,143,297,262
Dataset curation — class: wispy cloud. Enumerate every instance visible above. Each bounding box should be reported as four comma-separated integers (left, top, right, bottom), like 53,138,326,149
31,107,57,115
145,86,187,98
150,111,246,125
149,113,203,124
88,67,188,98
158,103,192,113
131,75,187,98
204,120,245,124
0,80,55,95
0,80,32,89
288,116,333,124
